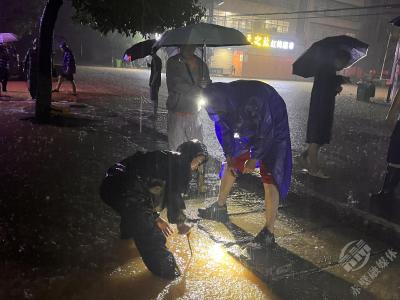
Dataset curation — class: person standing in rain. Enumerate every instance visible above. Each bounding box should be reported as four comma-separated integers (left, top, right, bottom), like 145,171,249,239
100,140,208,279
23,38,39,100
300,50,351,178
166,44,210,150
52,42,77,95
149,50,162,118
370,89,400,201
0,44,9,95
166,44,211,192
198,80,292,250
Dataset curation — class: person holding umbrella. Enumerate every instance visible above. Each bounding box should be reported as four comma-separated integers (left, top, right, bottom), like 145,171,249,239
299,50,351,178
166,44,210,193
166,44,211,151
293,35,368,179
100,140,208,279
154,23,250,192
198,80,292,250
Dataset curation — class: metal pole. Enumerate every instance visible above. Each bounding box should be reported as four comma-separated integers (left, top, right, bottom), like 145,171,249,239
187,233,193,257
380,31,392,80
139,96,143,133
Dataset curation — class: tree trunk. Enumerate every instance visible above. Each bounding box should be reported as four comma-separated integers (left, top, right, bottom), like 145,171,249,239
36,0,63,121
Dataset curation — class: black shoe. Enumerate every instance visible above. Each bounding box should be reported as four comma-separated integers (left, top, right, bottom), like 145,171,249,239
251,228,276,250
198,201,229,223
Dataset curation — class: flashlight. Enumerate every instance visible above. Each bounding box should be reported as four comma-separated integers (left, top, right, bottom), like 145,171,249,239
197,96,207,111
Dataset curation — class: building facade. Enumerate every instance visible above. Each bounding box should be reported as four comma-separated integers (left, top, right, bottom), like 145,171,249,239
201,0,387,80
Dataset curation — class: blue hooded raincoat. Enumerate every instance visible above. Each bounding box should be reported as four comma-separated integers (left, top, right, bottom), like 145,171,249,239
203,80,292,198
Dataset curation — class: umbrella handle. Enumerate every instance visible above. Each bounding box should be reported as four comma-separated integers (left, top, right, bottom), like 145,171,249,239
202,43,206,80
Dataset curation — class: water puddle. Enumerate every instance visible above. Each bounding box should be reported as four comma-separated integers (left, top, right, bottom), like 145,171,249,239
35,228,278,300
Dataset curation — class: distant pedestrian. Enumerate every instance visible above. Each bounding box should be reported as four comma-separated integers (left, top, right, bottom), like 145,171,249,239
0,44,9,94
300,50,351,178
52,42,77,95
370,89,400,201
149,51,162,118
23,38,39,100
100,140,208,279
199,80,292,250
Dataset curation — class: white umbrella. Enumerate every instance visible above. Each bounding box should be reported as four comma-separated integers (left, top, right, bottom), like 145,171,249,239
153,23,249,78
0,33,18,43
153,23,249,48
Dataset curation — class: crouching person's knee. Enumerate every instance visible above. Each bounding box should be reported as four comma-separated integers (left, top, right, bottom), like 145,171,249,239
141,247,181,279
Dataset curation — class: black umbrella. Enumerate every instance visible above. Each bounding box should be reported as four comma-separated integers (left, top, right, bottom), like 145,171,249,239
293,35,368,78
123,39,155,61
390,16,400,26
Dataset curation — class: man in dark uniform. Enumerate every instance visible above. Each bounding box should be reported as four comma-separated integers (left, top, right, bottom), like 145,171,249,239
100,140,208,279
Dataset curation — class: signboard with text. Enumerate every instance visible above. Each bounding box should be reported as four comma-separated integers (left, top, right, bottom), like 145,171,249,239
246,34,295,50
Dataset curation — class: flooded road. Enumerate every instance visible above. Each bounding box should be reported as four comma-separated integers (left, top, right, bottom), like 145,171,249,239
1,69,399,300
35,227,277,300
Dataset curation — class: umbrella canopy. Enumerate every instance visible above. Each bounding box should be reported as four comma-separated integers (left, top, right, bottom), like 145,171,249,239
293,35,368,78
162,46,203,58
123,39,155,61
390,16,400,26
153,23,250,47
0,33,18,43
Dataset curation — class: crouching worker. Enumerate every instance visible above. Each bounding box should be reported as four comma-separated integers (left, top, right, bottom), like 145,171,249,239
199,80,292,250
100,140,208,279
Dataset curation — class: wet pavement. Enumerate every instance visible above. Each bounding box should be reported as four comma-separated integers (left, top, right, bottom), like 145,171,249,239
0,66,399,299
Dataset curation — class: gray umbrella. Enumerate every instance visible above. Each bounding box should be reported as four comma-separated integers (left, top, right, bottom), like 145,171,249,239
153,23,250,48
153,23,249,78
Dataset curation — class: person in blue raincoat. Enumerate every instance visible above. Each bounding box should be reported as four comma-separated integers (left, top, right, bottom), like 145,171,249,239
198,80,292,249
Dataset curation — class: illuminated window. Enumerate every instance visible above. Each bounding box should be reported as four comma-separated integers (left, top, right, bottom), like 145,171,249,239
265,20,289,33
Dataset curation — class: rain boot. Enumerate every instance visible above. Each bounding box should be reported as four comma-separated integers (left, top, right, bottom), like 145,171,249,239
370,166,400,201
252,227,276,249
198,201,229,223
